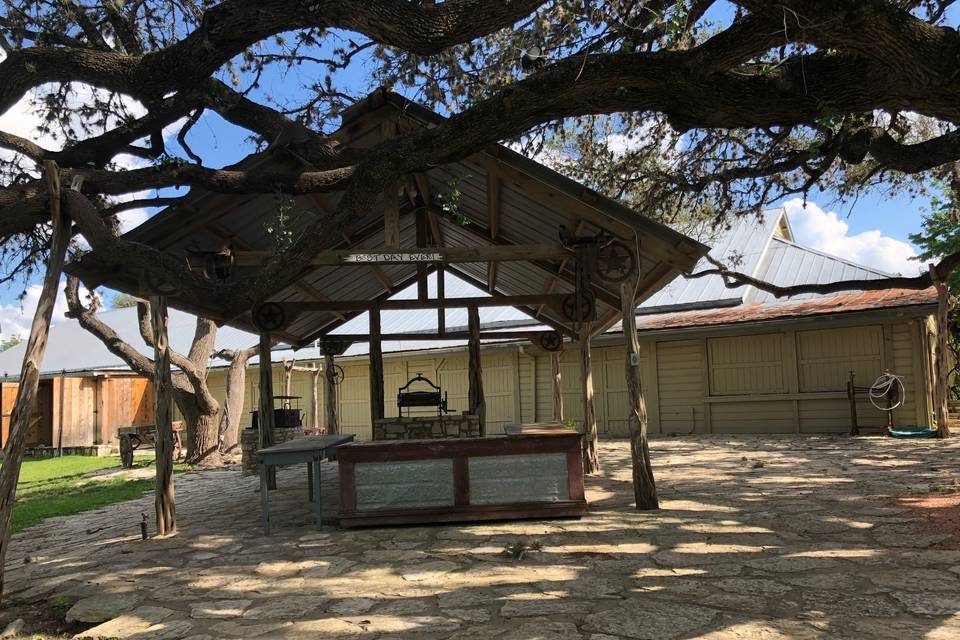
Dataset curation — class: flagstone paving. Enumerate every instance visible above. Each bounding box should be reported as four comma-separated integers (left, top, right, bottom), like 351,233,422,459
5,436,960,639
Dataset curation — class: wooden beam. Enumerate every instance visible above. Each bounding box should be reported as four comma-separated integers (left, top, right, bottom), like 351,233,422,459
293,281,346,321
486,159,501,239
486,261,498,294
279,294,568,313
383,182,400,249
468,307,485,437
369,309,385,426
234,244,571,267
370,265,395,294
204,222,254,250
415,209,429,301
470,151,701,270
313,330,567,341
437,216,621,309
437,265,446,335
579,323,599,475
621,280,658,509
427,208,444,246
447,267,578,339
296,270,426,347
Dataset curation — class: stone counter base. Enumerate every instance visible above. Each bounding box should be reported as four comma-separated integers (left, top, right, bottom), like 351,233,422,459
239,426,305,476
374,414,480,440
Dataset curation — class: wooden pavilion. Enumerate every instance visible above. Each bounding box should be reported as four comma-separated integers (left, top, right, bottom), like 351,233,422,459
68,91,709,518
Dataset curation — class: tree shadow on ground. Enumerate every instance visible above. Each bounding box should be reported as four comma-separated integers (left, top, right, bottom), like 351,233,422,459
5,436,960,639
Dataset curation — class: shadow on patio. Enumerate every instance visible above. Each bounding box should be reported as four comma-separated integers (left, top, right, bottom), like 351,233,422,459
5,436,960,639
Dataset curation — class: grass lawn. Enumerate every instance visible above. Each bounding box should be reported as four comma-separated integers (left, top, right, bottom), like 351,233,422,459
6,455,191,533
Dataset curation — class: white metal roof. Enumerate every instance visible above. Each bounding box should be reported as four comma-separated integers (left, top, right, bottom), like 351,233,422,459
1,208,910,378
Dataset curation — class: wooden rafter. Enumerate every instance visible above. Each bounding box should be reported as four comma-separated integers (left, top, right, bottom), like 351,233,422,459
486,158,501,240
234,244,571,267
448,267,578,339
279,293,567,312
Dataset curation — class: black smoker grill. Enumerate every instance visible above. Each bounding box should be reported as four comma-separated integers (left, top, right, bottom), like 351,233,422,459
397,373,450,417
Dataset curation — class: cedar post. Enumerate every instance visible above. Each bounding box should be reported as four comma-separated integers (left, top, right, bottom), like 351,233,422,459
621,281,659,509
324,353,339,435
437,265,446,336
468,307,486,436
151,295,177,534
0,160,70,600
931,265,951,438
579,323,599,474
369,309,384,427
415,209,429,301
551,351,563,422
258,333,276,489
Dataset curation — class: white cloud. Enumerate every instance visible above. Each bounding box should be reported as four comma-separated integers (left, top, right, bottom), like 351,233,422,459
0,280,97,342
782,198,921,276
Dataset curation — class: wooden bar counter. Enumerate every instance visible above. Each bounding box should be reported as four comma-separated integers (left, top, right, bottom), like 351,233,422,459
337,432,586,527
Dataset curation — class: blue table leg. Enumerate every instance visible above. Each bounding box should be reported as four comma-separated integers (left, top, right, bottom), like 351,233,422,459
312,453,323,528
307,463,314,502
259,459,270,536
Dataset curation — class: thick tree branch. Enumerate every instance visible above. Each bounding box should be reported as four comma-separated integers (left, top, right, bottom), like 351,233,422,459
686,252,960,298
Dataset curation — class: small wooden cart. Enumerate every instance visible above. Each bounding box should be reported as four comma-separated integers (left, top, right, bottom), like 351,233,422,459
118,421,183,467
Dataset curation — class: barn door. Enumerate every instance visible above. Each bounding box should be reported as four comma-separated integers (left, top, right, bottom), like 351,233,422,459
1,383,18,448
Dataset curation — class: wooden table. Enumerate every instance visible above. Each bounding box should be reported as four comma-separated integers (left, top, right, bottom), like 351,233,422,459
337,433,586,528
257,434,354,535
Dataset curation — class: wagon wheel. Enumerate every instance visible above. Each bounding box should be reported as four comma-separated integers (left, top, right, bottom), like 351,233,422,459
253,302,286,332
561,292,596,323
537,331,564,352
596,240,636,283
331,364,346,385
120,436,134,468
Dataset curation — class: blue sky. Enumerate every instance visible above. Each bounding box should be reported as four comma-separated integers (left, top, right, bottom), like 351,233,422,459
0,4,951,335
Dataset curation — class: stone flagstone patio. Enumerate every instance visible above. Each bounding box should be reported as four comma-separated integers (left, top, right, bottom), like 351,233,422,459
5,436,960,639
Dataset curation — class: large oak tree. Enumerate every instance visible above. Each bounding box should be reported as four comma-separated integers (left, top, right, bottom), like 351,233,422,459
1,2,960,595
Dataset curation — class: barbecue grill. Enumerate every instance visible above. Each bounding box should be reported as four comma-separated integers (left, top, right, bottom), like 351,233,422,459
397,373,449,416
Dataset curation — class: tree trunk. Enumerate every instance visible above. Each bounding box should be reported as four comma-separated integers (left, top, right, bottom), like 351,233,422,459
932,265,951,438
0,161,69,602
283,358,297,397
324,353,339,435
551,351,563,422
219,350,251,451
579,324,599,474
151,295,177,535
174,389,221,466
621,281,658,509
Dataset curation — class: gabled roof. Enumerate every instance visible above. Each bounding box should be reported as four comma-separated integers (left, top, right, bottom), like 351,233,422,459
5,208,937,378
67,90,708,345
639,209,784,310
0,307,258,379
746,237,889,303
